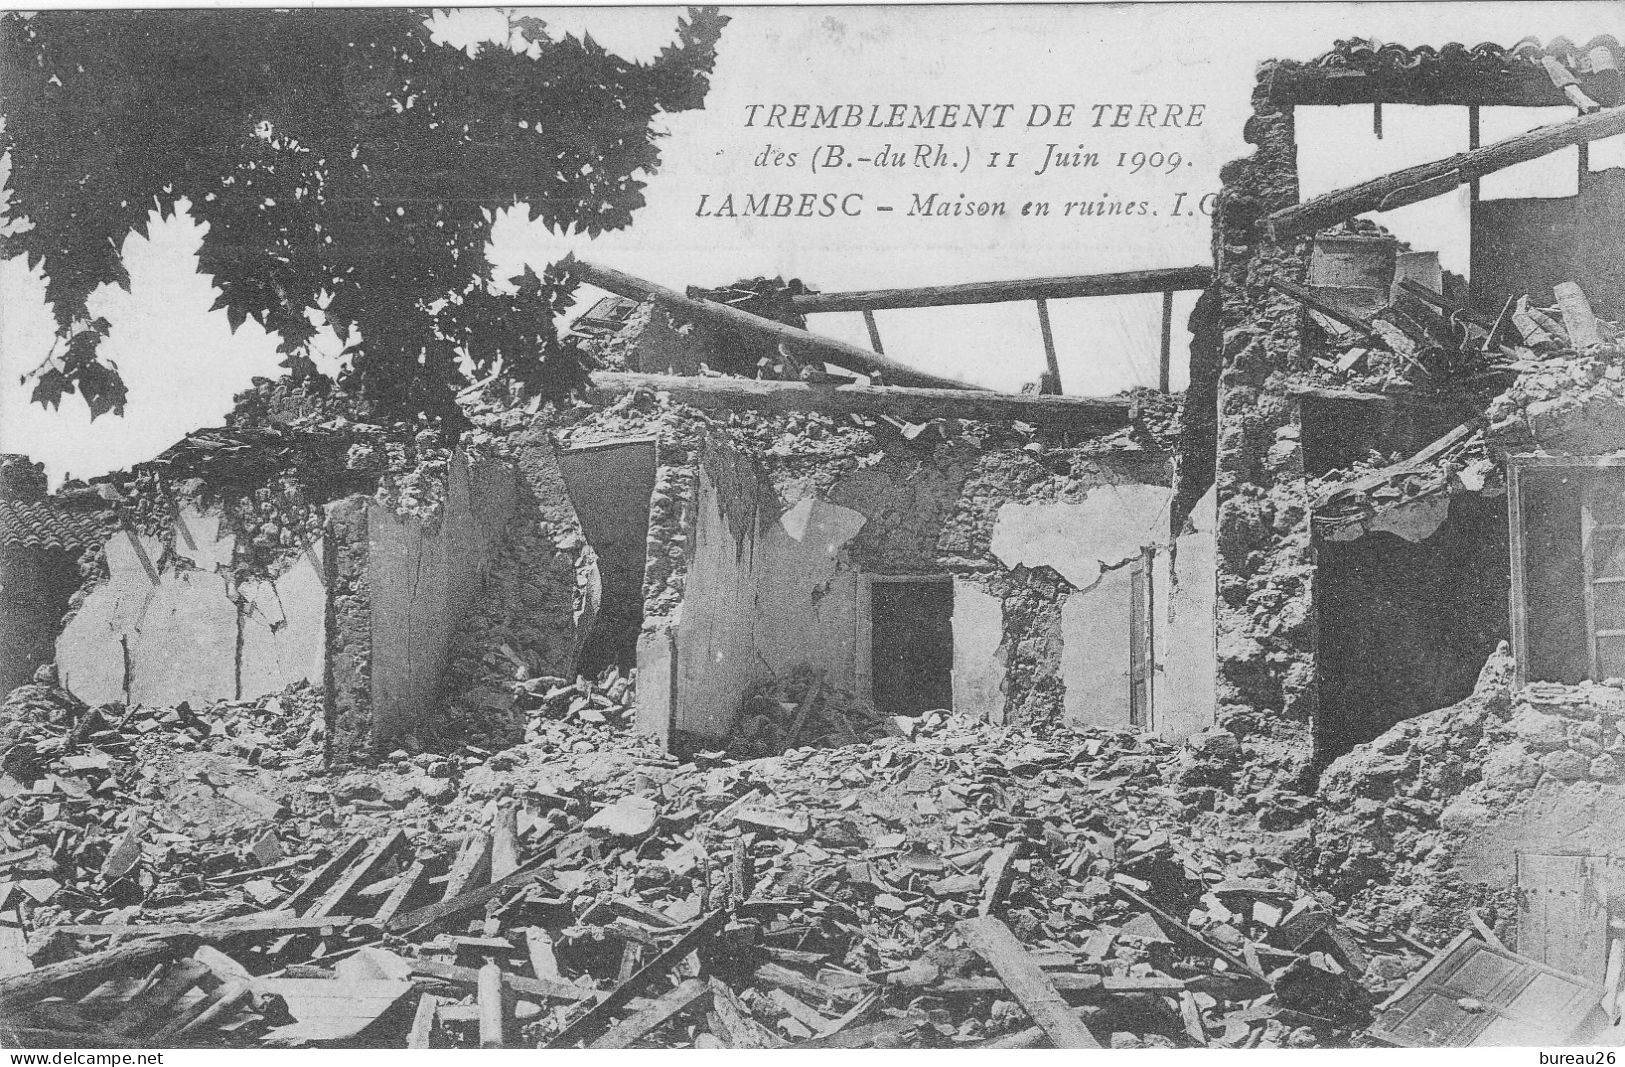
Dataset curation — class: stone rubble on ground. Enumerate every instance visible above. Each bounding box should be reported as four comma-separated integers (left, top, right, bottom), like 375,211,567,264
0,663,1453,1050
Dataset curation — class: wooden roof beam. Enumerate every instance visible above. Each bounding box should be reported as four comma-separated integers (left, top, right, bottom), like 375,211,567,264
790,266,1211,314
1267,104,1625,239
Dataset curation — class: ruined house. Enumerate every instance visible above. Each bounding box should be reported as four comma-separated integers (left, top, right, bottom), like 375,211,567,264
28,260,1219,764
1195,34,1625,997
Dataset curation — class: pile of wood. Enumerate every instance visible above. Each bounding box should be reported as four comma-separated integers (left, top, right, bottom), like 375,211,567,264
1280,274,1620,391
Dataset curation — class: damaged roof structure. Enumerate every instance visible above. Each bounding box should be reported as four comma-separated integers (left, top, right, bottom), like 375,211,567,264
1,32,1624,1052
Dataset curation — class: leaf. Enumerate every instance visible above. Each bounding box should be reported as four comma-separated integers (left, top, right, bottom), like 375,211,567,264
227,303,247,334
30,368,71,410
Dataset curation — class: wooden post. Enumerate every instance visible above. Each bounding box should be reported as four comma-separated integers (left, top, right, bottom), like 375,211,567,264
1468,105,1481,205
1159,290,1175,393
1373,101,1383,140
1507,461,1529,689
861,310,885,355
1034,298,1061,394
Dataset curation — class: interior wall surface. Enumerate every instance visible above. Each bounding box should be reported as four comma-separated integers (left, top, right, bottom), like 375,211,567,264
1157,484,1219,741
57,506,325,708
661,446,866,743
365,451,516,741
1470,170,1625,323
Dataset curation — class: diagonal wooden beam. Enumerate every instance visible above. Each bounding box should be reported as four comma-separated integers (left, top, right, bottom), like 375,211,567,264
572,259,975,391
1267,104,1625,238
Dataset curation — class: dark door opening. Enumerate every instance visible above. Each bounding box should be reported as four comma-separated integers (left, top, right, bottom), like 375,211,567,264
557,438,658,677
869,578,953,716
1313,493,1508,767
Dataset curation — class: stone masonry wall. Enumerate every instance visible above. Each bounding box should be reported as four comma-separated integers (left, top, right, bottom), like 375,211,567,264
1208,64,1320,794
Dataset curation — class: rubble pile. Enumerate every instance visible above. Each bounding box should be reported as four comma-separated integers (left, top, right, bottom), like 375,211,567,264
0,679,1446,1050
1286,218,1621,401
1309,419,1498,541
725,668,896,760
1312,643,1625,946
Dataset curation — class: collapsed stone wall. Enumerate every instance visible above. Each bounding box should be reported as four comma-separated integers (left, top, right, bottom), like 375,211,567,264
1310,644,1625,947
1208,64,1320,792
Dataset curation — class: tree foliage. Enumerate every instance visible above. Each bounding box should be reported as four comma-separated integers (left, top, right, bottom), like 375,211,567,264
0,7,727,421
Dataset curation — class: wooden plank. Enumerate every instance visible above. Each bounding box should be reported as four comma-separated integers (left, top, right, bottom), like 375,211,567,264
408,956,594,1003
47,916,359,940
1587,471,1604,679
955,916,1101,1048
309,829,411,918
373,860,427,925
478,961,507,1048
794,1016,920,1048
590,977,709,1049
407,992,440,1049
149,979,250,1043
1268,105,1625,237
768,987,835,1031
442,831,492,902
0,936,191,1011
1269,278,1378,337
574,259,974,390
708,976,783,1048
1517,853,1612,983
387,851,561,934
280,836,370,915
490,807,520,881
547,909,730,1048
978,844,1020,917
931,974,1104,994
1113,885,1264,980
526,927,562,982
792,266,1212,312
585,371,1132,437
105,960,211,1036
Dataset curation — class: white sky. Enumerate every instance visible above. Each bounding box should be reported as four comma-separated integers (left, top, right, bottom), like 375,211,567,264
2,2,1621,483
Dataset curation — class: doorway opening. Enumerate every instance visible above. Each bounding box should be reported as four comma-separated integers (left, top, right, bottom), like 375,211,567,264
557,438,658,677
868,576,954,716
